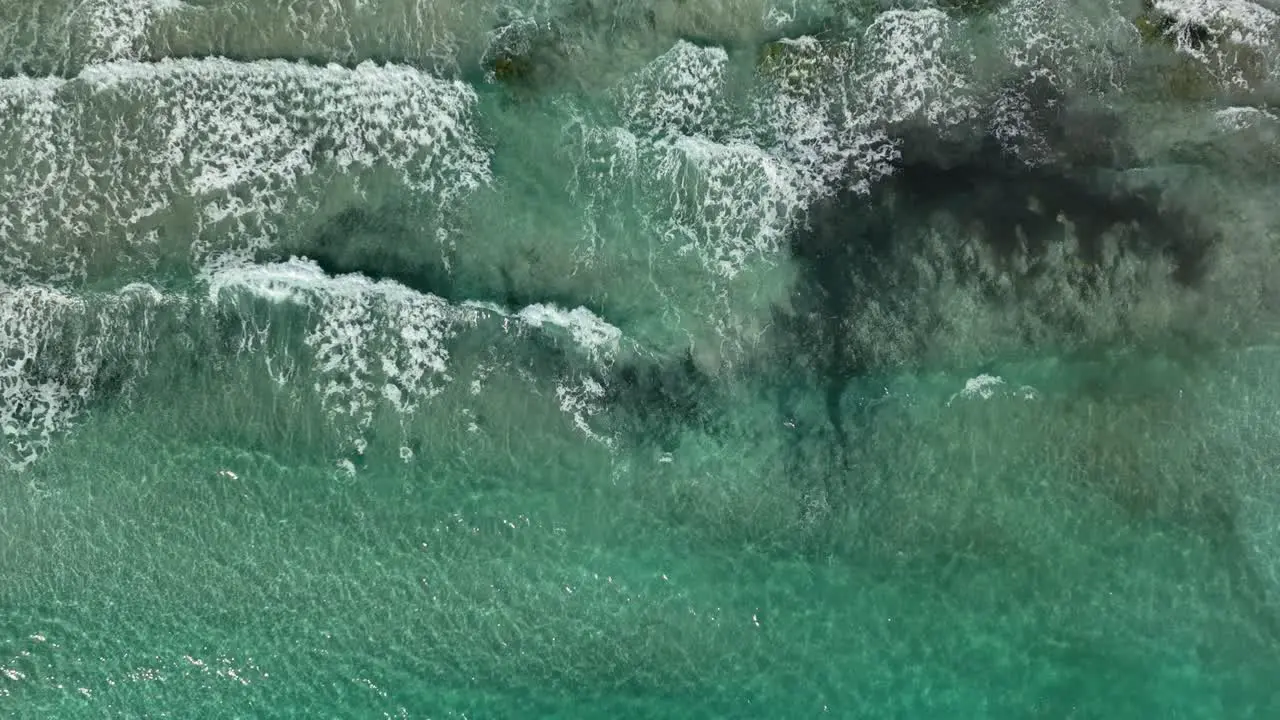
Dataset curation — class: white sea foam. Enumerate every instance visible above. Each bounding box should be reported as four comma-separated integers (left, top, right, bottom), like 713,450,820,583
0,285,84,470
588,16,984,289
995,0,1134,88
762,0,819,30
987,79,1057,166
564,125,806,291
615,41,731,139
985,1,1137,163
555,375,613,447
0,0,180,76
0,282,167,470
754,36,898,196
558,33,900,359
750,10,979,199
1154,0,1280,51
652,135,811,278
1152,0,1280,86
2,250,630,467
1215,105,1280,130
574,41,838,282
0,77,79,284
858,9,977,128
0,58,488,284
517,304,623,360
77,0,182,62
946,374,1039,407
207,258,478,447
206,257,628,454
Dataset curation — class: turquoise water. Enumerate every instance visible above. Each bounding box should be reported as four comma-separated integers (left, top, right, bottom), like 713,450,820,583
3,0,1280,717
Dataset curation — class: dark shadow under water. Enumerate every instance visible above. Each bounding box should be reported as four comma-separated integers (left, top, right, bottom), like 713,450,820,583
774,74,1279,640
257,59,1280,647
783,75,1217,439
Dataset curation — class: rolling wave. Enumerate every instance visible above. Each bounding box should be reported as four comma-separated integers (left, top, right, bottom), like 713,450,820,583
0,58,488,286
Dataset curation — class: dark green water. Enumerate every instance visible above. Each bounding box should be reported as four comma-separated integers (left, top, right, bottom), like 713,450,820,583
3,0,1280,717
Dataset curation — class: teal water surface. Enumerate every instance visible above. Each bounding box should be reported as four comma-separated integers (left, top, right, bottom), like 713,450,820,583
3,0,1280,717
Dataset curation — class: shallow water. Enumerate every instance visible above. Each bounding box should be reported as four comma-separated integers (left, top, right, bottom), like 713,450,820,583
3,0,1280,717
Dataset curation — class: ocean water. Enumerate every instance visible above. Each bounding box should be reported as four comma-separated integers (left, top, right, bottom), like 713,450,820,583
3,0,1280,716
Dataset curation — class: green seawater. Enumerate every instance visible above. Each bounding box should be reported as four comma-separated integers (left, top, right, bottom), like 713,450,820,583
3,0,1280,717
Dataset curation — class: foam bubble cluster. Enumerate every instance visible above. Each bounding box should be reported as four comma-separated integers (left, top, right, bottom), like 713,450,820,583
651,135,811,278
751,9,982,198
615,41,732,139
0,59,488,285
595,42,818,282
0,0,179,76
0,282,166,470
517,304,623,361
205,257,629,457
754,36,899,195
78,0,180,62
994,0,1135,88
206,258,482,454
858,9,978,128
1215,105,1279,131
1152,0,1280,87
1155,0,1280,52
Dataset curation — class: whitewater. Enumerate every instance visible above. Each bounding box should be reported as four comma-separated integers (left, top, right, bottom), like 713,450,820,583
2,0,1280,716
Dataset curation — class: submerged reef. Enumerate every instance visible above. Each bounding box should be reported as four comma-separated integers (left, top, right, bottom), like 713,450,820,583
782,72,1217,377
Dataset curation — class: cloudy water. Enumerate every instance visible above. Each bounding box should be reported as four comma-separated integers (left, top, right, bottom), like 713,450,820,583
3,0,1280,716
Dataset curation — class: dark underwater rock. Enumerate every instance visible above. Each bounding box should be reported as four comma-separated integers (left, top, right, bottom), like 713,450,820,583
594,349,718,451
888,140,1211,286
776,74,1220,452
481,17,571,92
